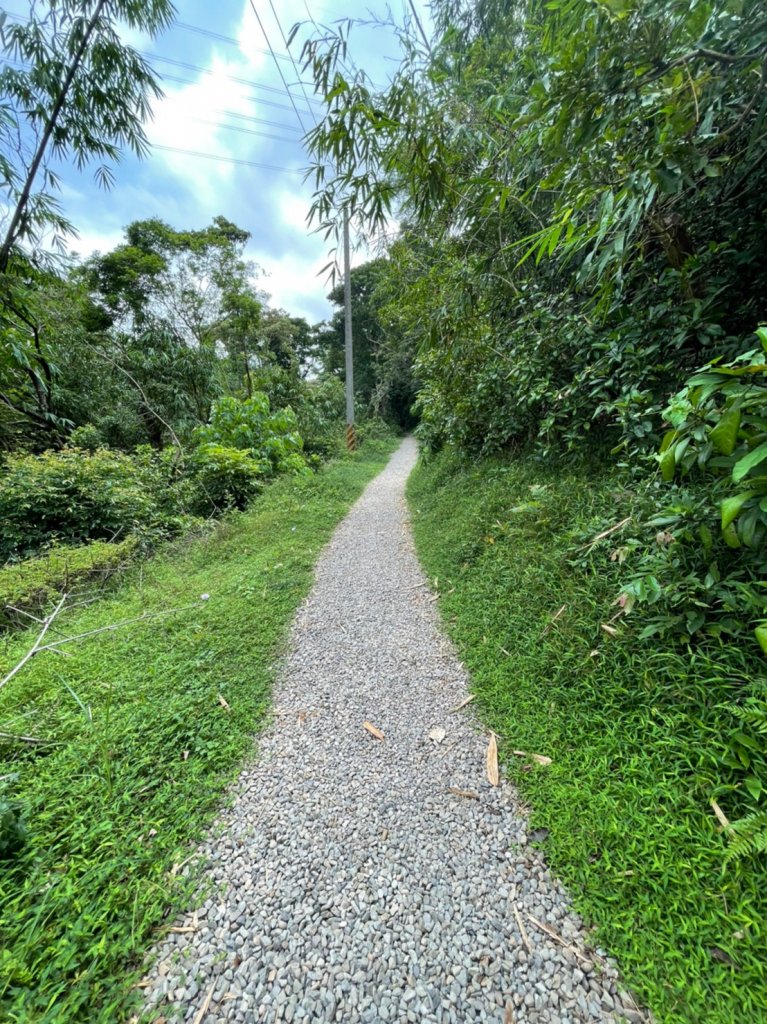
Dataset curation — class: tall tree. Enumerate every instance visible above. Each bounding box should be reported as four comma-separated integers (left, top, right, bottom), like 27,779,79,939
0,0,174,273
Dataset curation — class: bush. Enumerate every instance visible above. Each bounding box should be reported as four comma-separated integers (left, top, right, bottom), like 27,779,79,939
189,395,308,512
0,447,181,560
295,377,346,458
189,444,264,511
68,424,105,452
0,538,138,629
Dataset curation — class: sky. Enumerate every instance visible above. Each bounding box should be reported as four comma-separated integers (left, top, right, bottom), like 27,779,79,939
3,0,432,324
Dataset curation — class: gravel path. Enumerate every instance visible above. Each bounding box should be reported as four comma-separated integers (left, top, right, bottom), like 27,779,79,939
138,438,646,1024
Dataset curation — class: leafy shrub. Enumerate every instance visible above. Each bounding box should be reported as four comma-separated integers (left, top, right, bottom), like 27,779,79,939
0,447,180,560
189,444,264,511
68,424,105,452
0,538,138,629
189,395,308,512
193,395,305,470
615,330,767,651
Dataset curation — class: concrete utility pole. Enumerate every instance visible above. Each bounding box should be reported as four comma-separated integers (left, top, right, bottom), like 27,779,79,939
343,209,355,451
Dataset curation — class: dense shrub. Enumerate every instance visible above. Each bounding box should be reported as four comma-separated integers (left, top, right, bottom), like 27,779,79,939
0,447,185,560
295,377,347,458
189,394,308,512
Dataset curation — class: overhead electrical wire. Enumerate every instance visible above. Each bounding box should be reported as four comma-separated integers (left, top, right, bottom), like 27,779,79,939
246,0,309,135
155,70,313,119
188,117,298,145
137,51,322,114
267,0,319,127
152,144,301,173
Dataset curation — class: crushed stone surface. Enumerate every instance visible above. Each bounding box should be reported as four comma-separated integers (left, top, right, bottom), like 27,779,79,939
138,438,648,1024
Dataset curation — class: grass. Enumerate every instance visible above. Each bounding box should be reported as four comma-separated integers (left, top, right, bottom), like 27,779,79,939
0,439,397,1024
407,449,767,1024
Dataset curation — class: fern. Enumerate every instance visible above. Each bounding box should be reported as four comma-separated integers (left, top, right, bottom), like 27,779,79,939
725,810,767,862
731,702,767,736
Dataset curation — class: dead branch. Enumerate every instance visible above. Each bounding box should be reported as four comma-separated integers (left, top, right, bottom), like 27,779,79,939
0,593,68,691
0,599,198,689
34,604,199,654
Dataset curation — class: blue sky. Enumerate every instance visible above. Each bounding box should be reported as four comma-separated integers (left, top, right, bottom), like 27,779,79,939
4,0,431,323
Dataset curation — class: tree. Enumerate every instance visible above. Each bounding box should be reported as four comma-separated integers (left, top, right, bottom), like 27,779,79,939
85,217,263,439
0,0,174,273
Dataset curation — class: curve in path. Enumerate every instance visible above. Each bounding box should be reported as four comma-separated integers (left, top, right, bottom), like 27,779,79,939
139,438,645,1024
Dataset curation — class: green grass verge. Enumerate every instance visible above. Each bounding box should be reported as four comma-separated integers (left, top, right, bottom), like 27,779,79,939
0,439,397,1024
407,450,766,1024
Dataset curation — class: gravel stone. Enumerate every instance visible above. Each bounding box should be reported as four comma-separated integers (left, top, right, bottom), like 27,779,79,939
138,439,649,1024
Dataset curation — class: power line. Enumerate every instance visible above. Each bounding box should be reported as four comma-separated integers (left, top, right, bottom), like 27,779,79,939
247,0,309,135
138,51,322,112
188,116,298,145
156,70,314,119
203,108,301,133
173,19,294,68
151,144,301,173
267,0,319,127
3,57,306,129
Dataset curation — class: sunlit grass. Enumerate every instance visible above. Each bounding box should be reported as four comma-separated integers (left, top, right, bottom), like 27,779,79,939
407,449,766,1024
0,440,397,1024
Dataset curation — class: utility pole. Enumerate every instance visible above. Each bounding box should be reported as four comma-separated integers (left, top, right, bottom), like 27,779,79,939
343,209,355,451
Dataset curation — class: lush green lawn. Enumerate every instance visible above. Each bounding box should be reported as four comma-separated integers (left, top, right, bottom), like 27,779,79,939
407,450,766,1024
0,440,397,1024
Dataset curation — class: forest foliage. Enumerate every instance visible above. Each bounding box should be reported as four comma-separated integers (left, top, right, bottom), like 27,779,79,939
297,0,767,855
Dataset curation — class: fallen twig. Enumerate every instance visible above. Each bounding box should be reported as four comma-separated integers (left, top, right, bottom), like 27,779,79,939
447,787,480,800
526,915,598,965
511,893,532,953
711,798,731,831
541,604,567,636
579,516,632,553
35,604,198,654
0,730,57,746
0,593,68,691
449,694,476,713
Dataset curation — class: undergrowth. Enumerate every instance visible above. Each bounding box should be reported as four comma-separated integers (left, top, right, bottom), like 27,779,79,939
407,449,767,1024
0,439,397,1024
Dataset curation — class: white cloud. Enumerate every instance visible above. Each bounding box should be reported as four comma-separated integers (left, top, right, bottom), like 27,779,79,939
253,246,334,323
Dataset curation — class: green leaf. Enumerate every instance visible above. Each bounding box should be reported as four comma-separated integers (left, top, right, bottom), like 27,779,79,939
721,492,755,530
755,624,767,654
659,446,676,482
709,405,741,456
745,776,763,801
733,441,767,482
722,522,741,549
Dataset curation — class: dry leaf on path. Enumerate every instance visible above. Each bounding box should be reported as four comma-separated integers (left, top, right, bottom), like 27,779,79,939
449,694,476,713
512,749,552,767
363,721,385,741
486,733,499,787
192,983,216,1024
217,694,231,712
428,726,446,743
